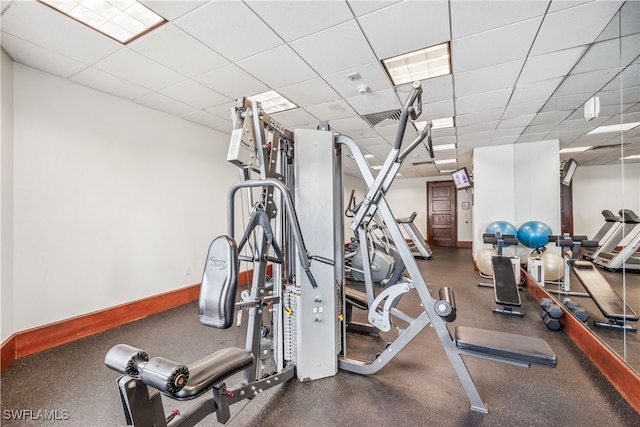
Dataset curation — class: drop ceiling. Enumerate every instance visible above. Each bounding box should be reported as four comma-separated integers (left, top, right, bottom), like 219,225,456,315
1,0,639,178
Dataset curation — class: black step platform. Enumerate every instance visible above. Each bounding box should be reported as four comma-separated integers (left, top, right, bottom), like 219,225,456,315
455,326,557,368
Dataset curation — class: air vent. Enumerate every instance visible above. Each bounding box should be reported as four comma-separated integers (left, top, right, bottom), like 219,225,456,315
360,109,402,127
412,160,433,166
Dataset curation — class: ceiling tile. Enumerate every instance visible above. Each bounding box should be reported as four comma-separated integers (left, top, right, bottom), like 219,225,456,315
270,108,320,129
420,99,455,121
135,92,199,117
94,49,186,91
457,120,500,135
518,46,587,85
160,80,230,109
140,0,207,20
357,0,450,59
237,45,318,88
205,101,237,121
557,68,620,97
289,20,377,75
510,77,562,105
455,88,512,116
278,78,341,108
70,67,151,100
196,64,269,100
1,0,122,64
456,108,503,127
530,1,624,55
571,37,628,75
344,88,400,115
497,114,537,130
304,100,357,121
246,0,353,42
180,110,231,132
347,0,402,17
452,18,542,73
419,74,454,104
175,1,283,62
1,33,86,78
323,62,393,99
503,98,547,119
454,60,523,98
450,0,549,39
328,116,372,133
129,24,229,78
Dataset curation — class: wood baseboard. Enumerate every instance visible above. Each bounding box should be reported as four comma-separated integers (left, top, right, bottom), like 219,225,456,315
522,269,640,414
1,267,263,374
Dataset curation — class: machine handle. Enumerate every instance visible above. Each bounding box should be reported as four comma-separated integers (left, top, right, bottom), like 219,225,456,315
310,255,335,266
393,81,424,151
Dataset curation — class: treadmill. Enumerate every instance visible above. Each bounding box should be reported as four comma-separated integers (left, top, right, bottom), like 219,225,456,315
581,210,622,261
593,209,640,272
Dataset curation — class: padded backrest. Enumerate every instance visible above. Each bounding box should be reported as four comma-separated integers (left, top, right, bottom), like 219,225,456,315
199,235,238,329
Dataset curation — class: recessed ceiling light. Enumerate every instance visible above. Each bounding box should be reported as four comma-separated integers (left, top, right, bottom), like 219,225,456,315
383,42,451,86
433,144,457,152
587,122,640,135
559,146,592,154
622,154,640,160
434,158,456,165
248,90,298,114
414,117,455,132
39,0,166,44
439,169,456,174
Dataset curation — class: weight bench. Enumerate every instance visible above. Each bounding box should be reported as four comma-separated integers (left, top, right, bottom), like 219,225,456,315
480,233,523,316
492,255,523,316
106,235,294,426
455,326,557,368
570,260,638,332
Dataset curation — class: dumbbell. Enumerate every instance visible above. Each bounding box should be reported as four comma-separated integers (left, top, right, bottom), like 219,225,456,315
540,298,563,330
563,298,590,322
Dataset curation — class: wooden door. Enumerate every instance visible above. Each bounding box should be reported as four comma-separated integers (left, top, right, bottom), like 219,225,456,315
427,181,457,247
560,182,573,235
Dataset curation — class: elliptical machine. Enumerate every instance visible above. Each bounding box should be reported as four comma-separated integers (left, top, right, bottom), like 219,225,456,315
344,189,404,287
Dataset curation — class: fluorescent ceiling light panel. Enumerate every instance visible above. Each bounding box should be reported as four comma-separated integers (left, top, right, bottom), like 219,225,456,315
433,144,457,152
622,154,640,160
383,42,451,86
414,117,454,132
559,146,592,153
39,0,166,44
587,122,640,135
439,169,456,173
248,90,298,114
434,158,456,165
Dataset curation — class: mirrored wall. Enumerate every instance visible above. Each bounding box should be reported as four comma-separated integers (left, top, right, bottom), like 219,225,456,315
536,1,639,375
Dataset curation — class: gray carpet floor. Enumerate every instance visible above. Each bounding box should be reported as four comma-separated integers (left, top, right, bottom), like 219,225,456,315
1,246,639,426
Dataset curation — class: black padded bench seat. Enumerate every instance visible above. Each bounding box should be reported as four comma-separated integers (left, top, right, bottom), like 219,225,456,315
455,326,557,368
571,262,639,321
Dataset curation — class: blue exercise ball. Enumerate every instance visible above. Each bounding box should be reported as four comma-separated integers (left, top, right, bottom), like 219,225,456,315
517,221,553,248
485,221,517,244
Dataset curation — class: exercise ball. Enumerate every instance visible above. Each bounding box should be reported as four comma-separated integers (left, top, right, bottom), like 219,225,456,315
485,221,517,241
517,221,552,249
475,248,497,277
541,251,564,281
